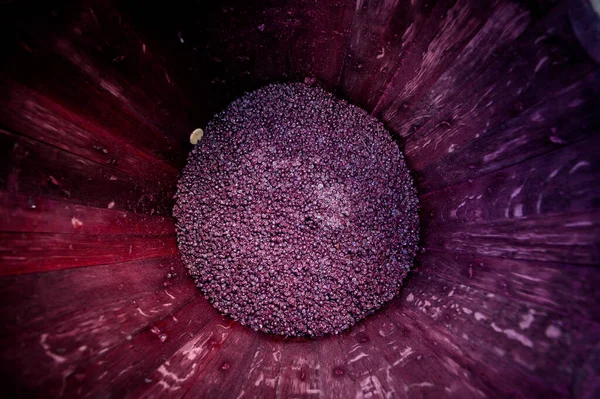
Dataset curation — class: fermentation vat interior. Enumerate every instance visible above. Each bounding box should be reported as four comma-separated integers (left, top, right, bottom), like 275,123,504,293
0,0,599,398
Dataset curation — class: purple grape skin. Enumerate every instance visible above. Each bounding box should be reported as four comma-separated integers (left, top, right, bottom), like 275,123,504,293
174,83,420,337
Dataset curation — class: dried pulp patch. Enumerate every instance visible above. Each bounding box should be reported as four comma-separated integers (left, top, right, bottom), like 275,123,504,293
174,83,419,336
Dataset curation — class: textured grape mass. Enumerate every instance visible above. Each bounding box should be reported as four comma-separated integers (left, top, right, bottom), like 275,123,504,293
174,83,419,337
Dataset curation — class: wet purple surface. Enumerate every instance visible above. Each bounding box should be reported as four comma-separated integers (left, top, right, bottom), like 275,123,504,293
174,83,419,336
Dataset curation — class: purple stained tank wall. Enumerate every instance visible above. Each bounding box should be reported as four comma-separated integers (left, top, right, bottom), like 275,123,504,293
0,0,598,397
